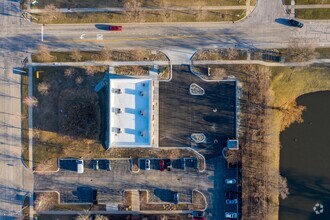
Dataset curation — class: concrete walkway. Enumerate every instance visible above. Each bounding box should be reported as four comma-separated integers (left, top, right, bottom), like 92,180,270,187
287,4,330,9
193,58,330,67
28,57,330,68
27,5,252,13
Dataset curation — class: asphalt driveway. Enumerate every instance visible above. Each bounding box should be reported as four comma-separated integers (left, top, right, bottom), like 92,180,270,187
159,66,236,157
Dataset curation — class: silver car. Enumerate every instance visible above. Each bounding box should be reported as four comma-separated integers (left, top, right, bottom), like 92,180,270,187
145,159,151,170
226,199,238,204
225,212,238,218
225,179,237,184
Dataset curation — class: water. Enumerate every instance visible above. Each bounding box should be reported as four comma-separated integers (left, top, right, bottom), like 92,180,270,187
279,91,330,220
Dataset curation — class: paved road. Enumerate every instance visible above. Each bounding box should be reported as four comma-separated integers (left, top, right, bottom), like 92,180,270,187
0,0,329,218
0,0,33,219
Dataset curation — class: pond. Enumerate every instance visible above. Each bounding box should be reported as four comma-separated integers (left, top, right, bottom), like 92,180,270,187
279,91,330,220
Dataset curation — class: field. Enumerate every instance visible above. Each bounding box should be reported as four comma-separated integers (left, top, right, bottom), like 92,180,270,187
296,8,330,19
32,49,168,62
33,9,246,24
32,0,246,9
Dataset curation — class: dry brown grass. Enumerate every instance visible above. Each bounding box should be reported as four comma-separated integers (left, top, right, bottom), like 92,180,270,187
193,190,207,210
34,192,58,212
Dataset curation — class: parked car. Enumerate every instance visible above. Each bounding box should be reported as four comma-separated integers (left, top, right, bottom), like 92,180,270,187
225,179,237,184
93,160,99,170
107,25,122,31
192,211,205,217
180,158,185,169
76,159,84,174
159,159,165,171
105,160,111,171
165,159,171,171
225,212,238,218
226,198,238,205
173,193,179,204
225,191,235,199
289,19,303,28
145,159,151,170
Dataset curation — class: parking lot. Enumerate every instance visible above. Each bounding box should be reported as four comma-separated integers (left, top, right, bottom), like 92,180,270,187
34,157,213,205
159,66,236,157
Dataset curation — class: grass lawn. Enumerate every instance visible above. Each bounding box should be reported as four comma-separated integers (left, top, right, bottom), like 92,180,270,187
296,8,330,19
21,72,29,167
316,48,330,59
193,48,248,60
32,0,246,9
33,9,246,24
32,50,168,63
293,0,330,4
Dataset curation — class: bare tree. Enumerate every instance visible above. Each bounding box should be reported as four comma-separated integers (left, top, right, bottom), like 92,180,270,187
85,66,98,76
210,67,227,79
279,175,289,199
159,0,172,22
70,48,83,62
75,76,84,84
100,45,112,60
196,1,207,21
36,45,54,62
225,149,241,165
44,4,60,22
23,96,38,107
37,82,51,95
287,39,319,62
64,68,75,77
124,0,144,22
94,215,109,220
133,48,147,60
227,48,240,60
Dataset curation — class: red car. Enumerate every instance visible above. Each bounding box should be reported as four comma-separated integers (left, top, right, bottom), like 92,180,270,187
107,25,122,31
159,159,165,171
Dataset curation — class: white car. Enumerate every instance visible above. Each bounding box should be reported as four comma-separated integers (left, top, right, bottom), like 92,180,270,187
76,159,84,174
226,199,238,204
225,179,237,184
145,159,151,170
225,212,238,218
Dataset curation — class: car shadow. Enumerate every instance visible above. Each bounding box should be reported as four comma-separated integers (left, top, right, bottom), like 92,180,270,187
95,24,108,31
275,18,292,27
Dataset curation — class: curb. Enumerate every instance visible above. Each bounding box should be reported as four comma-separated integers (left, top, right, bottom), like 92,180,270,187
192,189,208,211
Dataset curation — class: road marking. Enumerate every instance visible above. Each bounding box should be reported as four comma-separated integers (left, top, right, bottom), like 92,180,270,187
41,25,43,41
80,34,86,39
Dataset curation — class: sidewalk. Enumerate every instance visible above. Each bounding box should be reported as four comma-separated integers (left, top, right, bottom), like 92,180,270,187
193,58,330,67
27,5,251,14
287,4,330,9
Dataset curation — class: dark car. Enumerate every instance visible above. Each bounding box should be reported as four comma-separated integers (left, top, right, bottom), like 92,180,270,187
289,19,303,28
105,160,111,171
173,193,179,204
159,159,165,171
107,25,122,31
180,158,185,169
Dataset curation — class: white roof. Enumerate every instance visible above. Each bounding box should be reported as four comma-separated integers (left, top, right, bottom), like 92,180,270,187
108,78,152,147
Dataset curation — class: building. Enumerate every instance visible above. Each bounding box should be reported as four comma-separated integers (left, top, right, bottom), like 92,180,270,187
106,78,156,148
